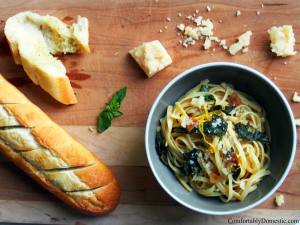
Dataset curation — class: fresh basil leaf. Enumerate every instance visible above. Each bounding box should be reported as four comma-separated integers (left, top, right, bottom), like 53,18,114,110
112,111,123,118
97,111,112,133
97,87,127,133
111,87,127,104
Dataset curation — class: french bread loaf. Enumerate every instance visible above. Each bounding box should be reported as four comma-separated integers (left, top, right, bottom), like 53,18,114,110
4,11,90,105
0,74,120,215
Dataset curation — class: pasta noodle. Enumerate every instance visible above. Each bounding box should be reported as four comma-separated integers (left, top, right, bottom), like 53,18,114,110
156,80,271,202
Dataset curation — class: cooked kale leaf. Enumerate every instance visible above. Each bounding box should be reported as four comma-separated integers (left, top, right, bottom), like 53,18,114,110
204,94,214,102
183,150,201,175
235,123,270,144
223,105,235,115
200,84,209,92
203,115,228,137
156,130,168,159
172,127,199,134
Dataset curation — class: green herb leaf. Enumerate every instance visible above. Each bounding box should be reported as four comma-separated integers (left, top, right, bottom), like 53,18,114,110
223,105,235,115
97,87,127,133
112,111,123,118
204,94,214,102
111,87,127,105
98,111,112,133
203,115,228,137
235,123,270,144
200,84,209,92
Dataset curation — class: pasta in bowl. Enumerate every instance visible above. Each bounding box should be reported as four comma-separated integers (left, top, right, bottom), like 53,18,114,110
156,80,270,202
145,62,296,215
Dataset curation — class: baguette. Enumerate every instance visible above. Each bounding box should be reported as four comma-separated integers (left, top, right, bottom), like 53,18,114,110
4,11,90,105
0,74,120,215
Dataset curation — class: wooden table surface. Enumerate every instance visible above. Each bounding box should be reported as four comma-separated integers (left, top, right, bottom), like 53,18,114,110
0,0,299,224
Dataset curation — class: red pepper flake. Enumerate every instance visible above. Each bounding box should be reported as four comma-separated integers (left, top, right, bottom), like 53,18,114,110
230,153,239,164
186,118,198,131
228,92,241,107
209,170,222,184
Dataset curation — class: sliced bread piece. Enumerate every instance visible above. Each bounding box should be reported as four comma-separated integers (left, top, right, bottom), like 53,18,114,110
4,11,90,104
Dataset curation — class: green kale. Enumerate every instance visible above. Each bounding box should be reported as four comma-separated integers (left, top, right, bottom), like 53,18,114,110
200,84,209,92
203,115,228,137
156,130,168,159
172,127,199,134
235,123,270,144
183,150,201,175
223,105,235,115
204,94,214,102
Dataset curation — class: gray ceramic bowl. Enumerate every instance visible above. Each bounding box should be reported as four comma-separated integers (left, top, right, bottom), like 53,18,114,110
145,62,297,215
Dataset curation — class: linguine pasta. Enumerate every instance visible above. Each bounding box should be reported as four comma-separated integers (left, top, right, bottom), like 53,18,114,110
156,80,271,202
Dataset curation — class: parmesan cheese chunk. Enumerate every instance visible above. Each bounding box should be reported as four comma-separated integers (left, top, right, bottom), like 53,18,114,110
203,37,211,50
292,92,300,103
275,194,285,207
295,118,300,127
129,40,172,78
268,25,296,57
228,31,252,55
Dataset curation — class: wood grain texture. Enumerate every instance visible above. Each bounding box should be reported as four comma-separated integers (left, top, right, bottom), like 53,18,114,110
0,0,299,224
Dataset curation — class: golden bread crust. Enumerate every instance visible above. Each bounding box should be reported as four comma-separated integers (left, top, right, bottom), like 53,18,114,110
0,74,120,215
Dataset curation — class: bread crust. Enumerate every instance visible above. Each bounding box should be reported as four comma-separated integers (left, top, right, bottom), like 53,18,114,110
0,74,120,215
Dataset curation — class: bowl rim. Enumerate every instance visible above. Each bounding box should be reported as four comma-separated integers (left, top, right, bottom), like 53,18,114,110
145,62,297,215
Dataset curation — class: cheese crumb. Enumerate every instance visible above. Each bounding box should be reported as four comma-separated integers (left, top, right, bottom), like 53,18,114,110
177,23,185,31
209,36,220,42
220,39,226,46
292,92,300,102
283,61,288,65
296,118,300,127
228,31,252,55
178,12,182,17
275,194,285,207
236,10,241,17
182,37,195,47
159,29,163,33
166,17,171,22
203,37,211,50
194,16,203,26
184,26,201,40
242,47,249,53
88,127,95,132
261,3,264,8
268,25,297,57
129,40,172,78
256,11,261,15
206,5,211,12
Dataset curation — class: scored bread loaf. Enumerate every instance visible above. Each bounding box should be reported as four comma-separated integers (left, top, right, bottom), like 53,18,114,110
0,74,120,215
4,11,90,105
